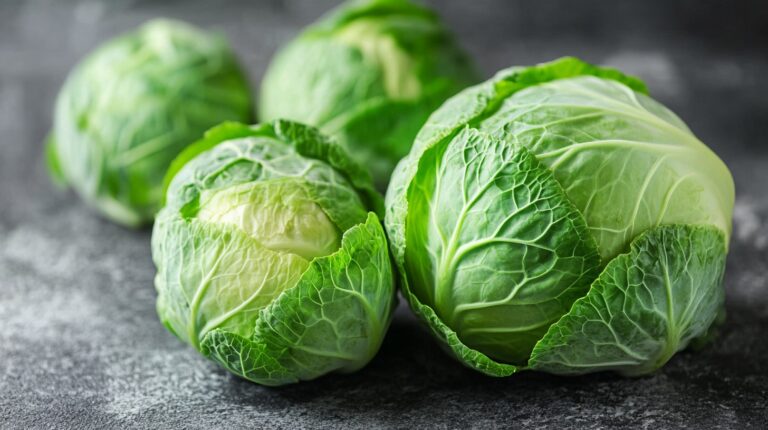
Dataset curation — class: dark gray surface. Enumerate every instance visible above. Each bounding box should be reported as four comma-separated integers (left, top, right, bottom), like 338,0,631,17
1,1,767,428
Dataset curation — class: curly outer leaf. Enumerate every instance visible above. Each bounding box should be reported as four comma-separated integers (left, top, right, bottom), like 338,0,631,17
405,128,602,365
529,225,726,376
200,213,396,386
402,285,518,377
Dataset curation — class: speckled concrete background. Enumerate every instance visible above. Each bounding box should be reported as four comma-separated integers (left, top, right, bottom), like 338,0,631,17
1,1,767,428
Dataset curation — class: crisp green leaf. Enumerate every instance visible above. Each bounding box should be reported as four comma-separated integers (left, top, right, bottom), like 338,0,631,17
401,286,519,377
399,127,600,367
529,225,726,376
475,75,733,259
153,214,309,348
200,213,395,385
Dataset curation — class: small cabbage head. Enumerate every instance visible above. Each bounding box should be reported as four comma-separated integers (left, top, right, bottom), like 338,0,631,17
47,19,252,226
153,120,396,386
385,57,734,377
259,0,477,188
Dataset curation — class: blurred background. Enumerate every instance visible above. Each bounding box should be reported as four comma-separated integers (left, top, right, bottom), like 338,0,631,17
1,1,767,428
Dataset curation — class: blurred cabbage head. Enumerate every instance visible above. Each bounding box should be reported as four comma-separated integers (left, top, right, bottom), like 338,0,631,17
47,19,253,226
259,0,478,187
385,57,734,377
153,120,396,386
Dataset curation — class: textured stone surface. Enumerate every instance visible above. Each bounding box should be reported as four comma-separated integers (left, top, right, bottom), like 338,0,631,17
1,1,767,428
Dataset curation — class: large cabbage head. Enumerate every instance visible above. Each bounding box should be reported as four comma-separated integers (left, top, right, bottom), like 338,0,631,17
153,120,395,386
259,0,477,188
47,19,252,226
386,57,734,377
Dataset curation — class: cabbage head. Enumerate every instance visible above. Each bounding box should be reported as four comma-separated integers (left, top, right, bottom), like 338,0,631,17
47,19,252,226
153,120,395,386
259,0,477,188
385,57,734,377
